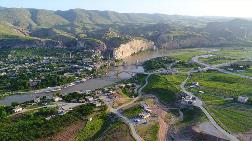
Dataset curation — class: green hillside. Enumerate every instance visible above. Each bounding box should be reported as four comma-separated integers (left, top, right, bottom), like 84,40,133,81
0,8,36,28
0,23,27,39
0,7,252,49
29,9,69,27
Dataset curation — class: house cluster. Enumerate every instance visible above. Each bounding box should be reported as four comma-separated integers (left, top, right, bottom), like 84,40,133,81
57,105,73,116
196,66,216,72
159,68,178,75
64,91,103,107
139,103,152,119
46,104,74,120
85,95,102,107
103,83,137,99
0,49,108,94
115,83,137,90
134,103,152,123
226,64,249,72
181,94,196,105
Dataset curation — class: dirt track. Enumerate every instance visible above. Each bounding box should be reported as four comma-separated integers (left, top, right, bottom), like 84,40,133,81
148,98,175,141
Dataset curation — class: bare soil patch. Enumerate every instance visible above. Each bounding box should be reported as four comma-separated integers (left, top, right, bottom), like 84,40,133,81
37,120,85,141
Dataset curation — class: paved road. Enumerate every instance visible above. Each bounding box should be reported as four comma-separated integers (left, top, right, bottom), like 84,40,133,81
8,102,85,117
100,73,152,141
116,73,152,110
103,57,243,141
192,55,252,80
188,55,241,141
8,105,57,117
101,96,143,141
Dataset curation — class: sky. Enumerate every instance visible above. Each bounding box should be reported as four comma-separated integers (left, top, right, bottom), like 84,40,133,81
0,0,252,17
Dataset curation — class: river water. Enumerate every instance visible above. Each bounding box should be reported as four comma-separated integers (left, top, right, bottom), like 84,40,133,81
0,49,175,105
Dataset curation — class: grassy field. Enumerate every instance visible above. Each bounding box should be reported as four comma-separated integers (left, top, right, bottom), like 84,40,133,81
238,66,252,77
136,121,159,141
96,120,134,141
207,102,252,133
187,70,252,133
75,112,112,141
188,71,252,98
76,113,135,141
180,107,206,125
142,57,174,71
143,74,186,105
125,73,147,87
210,48,252,60
197,94,229,105
172,61,200,73
0,105,96,141
123,105,144,119
199,55,236,65
112,91,131,108
169,49,206,62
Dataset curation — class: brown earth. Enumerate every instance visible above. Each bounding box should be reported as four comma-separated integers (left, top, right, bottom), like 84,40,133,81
112,97,131,108
142,98,175,141
150,101,174,141
37,120,85,141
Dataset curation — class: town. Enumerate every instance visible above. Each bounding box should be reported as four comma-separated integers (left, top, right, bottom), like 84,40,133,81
0,48,113,98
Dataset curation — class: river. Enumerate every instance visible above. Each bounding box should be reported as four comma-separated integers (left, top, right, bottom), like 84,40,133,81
0,49,176,105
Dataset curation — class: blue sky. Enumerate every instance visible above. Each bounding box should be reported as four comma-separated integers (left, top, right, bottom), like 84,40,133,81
0,0,252,17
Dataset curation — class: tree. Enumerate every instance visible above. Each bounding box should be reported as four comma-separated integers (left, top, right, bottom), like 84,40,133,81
0,106,7,119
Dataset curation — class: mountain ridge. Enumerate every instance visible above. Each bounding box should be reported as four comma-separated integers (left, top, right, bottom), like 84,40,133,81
1,7,252,50
0,7,235,29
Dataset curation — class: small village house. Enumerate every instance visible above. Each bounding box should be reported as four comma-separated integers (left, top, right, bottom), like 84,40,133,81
238,96,249,103
13,106,23,113
53,96,62,102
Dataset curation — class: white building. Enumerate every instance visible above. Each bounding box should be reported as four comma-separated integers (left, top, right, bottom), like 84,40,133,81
141,103,152,112
85,96,94,102
238,96,249,103
53,96,62,102
13,106,23,113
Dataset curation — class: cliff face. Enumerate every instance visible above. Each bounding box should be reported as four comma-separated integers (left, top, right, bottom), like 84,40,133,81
158,35,211,48
77,38,107,51
113,39,154,59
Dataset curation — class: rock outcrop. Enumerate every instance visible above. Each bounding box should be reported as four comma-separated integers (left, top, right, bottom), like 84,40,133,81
113,39,154,59
157,34,211,48
77,38,107,51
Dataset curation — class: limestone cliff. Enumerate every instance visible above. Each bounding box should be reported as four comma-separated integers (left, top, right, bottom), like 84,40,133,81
157,34,211,48
113,39,154,59
77,38,107,51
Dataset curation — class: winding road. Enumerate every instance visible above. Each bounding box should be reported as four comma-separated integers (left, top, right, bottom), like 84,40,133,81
102,55,246,141
192,55,252,80
101,73,152,141
180,69,239,141
187,55,242,141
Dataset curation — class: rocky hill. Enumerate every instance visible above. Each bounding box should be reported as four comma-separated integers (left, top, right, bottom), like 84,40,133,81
0,8,220,29
113,38,155,59
31,28,77,47
1,7,252,57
